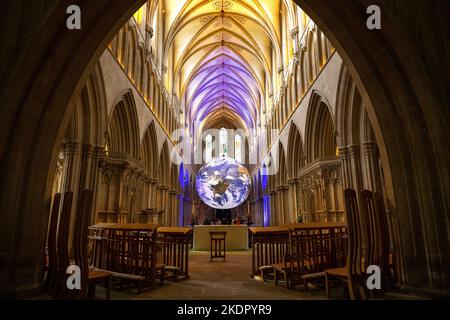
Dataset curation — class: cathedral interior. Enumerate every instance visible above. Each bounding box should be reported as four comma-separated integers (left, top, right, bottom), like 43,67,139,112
0,0,449,301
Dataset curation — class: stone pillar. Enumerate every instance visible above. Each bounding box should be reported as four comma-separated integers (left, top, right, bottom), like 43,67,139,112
168,190,177,226
62,140,80,255
269,190,277,226
91,146,106,224
291,27,300,57
150,178,158,208
62,140,80,193
338,146,352,189
348,145,363,192
362,141,382,192
288,178,298,222
177,193,185,227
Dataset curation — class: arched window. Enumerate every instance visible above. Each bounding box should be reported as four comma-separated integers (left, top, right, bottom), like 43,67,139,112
205,134,212,163
234,134,242,162
219,128,228,157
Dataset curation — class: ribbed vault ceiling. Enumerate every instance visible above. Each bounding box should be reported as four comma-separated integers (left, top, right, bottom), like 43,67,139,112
161,0,288,135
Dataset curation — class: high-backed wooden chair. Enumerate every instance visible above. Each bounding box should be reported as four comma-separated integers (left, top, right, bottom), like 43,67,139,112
45,193,61,294
73,189,112,300
361,190,392,292
53,191,73,298
324,189,367,299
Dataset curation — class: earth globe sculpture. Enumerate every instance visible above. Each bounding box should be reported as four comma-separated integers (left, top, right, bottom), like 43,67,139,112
196,157,251,209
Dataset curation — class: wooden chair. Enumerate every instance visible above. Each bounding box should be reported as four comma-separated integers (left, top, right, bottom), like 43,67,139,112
45,193,61,294
361,190,393,293
273,229,311,288
54,191,73,298
324,189,367,300
73,189,112,300
209,231,227,262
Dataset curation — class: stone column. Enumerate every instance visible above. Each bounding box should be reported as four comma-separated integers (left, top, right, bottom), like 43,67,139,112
338,146,352,189
291,27,300,57
91,146,105,224
177,193,185,227
269,189,277,226
288,178,298,222
362,141,382,192
61,140,81,256
348,145,363,192
62,140,80,193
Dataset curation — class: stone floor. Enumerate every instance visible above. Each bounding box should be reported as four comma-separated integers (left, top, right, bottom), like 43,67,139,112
106,250,322,300
96,250,425,300
32,250,427,300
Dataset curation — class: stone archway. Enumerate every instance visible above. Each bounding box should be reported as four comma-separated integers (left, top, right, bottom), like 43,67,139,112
0,0,449,295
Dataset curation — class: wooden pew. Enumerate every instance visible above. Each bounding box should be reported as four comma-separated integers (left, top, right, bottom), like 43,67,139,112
273,223,347,289
89,223,161,291
248,227,290,280
156,227,192,282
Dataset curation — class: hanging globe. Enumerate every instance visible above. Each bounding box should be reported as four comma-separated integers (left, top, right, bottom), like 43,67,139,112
196,157,251,209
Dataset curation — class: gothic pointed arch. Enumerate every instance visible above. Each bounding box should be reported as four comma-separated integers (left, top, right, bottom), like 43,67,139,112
141,120,159,178
287,122,305,178
108,90,140,160
305,92,337,163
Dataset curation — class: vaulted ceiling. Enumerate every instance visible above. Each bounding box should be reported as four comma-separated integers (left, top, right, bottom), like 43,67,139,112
159,0,293,137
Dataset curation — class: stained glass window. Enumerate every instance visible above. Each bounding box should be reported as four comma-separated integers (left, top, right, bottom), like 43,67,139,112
219,128,228,157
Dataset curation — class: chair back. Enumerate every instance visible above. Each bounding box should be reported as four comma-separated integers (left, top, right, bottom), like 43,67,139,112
72,189,93,298
55,191,73,298
344,189,364,277
46,193,61,293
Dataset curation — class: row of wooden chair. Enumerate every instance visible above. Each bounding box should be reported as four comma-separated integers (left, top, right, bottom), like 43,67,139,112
272,225,347,290
88,225,192,291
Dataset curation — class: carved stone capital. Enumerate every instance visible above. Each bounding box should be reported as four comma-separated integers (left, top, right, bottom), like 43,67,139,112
64,140,79,155
146,26,154,38
290,27,299,38
348,145,361,159
82,144,95,159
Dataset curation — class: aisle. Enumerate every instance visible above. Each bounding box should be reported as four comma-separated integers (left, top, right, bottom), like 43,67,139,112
130,250,321,300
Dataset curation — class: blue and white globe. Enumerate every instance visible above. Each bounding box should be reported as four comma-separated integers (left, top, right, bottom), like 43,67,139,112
196,157,251,209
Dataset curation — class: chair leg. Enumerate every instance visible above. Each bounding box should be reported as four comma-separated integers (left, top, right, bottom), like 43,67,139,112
347,278,356,300
325,272,331,299
274,269,278,286
88,283,96,299
160,268,165,285
284,272,289,289
105,277,112,301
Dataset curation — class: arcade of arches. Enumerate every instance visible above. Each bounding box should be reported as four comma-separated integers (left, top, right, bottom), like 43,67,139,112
0,0,449,298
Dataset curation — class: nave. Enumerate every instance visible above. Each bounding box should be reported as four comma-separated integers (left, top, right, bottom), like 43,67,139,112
1,0,449,300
